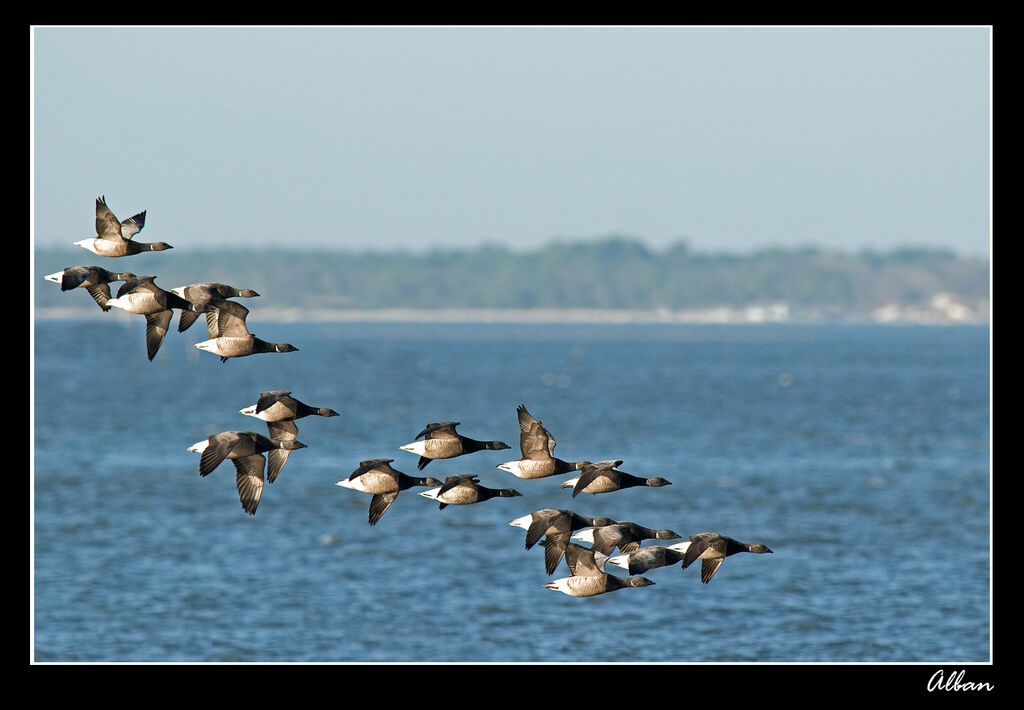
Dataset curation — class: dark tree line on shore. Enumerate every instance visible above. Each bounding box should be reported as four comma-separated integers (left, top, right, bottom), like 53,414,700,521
35,236,989,318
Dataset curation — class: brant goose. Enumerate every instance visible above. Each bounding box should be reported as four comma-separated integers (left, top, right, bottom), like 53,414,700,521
680,532,774,584
188,430,307,515
44,266,137,311
419,474,522,508
561,459,672,497
606,542,693,575
400,421,510,470
73,196,171,256
239,391,339,482
508,508,617,574
497,405,587,479
193,300,298,362
240,390,339,424
335,458,441,525
105,275,210,360
170,282,261,334
544,542,655,597
572,520,682,556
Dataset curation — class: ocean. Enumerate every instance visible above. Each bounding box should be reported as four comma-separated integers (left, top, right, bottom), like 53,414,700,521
31,318,991,664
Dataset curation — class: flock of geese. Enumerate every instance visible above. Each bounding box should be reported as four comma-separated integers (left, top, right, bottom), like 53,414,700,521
43,196,774,598
45,196,296,363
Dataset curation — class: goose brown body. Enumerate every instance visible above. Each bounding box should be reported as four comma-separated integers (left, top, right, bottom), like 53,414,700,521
562,459,672,497
572,520,683,556
400,421,510,470
335,458,441,525
680,533,774,583
73,196,171,256
193,300,298,362
238,391,338,482
188,430,307,515
44,265,137,311
171,282,261,334
106,275,210,360
497,405,586,479
419,474,522,508
544,543,655,597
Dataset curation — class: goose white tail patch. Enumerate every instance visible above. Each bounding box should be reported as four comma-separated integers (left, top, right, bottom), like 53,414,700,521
571,528,597,543
335,477,374,493
44,271,63,283
508,513,533,529
606,553,629,569
544,578,573,595
668,541,692,553
238,405,258,417
418,487,441,500
560,476,580,488
497,461,528,477
187,440,209,453
400,441,427,455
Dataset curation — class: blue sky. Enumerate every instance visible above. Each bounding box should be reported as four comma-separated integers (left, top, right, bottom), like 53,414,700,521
31,26,991,257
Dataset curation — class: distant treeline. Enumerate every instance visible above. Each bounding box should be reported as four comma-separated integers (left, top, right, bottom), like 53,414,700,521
34,237,990,316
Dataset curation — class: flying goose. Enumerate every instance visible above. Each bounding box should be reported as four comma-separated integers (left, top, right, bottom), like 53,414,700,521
497,405,587,479
335,458,441,526
571,520,682,556
400,421,510,470
680,533,774,584
419,474,522,509
544,542,655,597
193,299,298,362
606,541,693,575
188,430,307,515
561,459,672,497
73,196,171,256
238,390,339,482
43,265,137,311
239,390,339,425
170,282,261,334
105,275,210,360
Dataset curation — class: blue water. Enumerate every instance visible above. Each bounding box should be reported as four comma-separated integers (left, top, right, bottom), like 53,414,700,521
32,319,990,663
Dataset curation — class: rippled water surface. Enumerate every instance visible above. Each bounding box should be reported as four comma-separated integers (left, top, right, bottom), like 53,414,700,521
32,320,990,663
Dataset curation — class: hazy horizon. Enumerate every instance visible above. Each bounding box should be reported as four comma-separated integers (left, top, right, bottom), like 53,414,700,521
32,26,992,259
